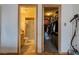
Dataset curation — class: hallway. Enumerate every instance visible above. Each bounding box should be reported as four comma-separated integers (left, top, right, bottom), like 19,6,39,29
44,39,58,53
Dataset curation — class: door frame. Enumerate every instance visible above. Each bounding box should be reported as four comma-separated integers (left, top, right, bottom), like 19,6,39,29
18,4,38,54
42,4,61,53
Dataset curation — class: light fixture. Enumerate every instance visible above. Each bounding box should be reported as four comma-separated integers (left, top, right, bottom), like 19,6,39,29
45,12,53,16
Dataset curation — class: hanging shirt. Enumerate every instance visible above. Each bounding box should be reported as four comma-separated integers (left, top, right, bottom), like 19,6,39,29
44,32,49,40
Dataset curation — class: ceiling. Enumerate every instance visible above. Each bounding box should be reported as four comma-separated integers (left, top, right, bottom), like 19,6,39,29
44,7,58,12
44,7,58,17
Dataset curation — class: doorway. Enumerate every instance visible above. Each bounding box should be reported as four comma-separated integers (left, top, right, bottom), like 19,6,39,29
43,5,61,54
18,5,37,55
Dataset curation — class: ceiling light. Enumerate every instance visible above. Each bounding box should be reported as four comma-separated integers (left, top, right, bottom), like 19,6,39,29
45,12,52,16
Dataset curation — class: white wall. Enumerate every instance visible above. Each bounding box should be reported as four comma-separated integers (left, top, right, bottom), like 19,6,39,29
0,4,18,53
72,5,79,52
0,5,1,52
60,4,79,53
60,4,74,52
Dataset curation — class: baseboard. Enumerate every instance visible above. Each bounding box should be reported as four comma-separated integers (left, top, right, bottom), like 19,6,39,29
58,52,68,55
0,53,19,55
0,52,68,55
